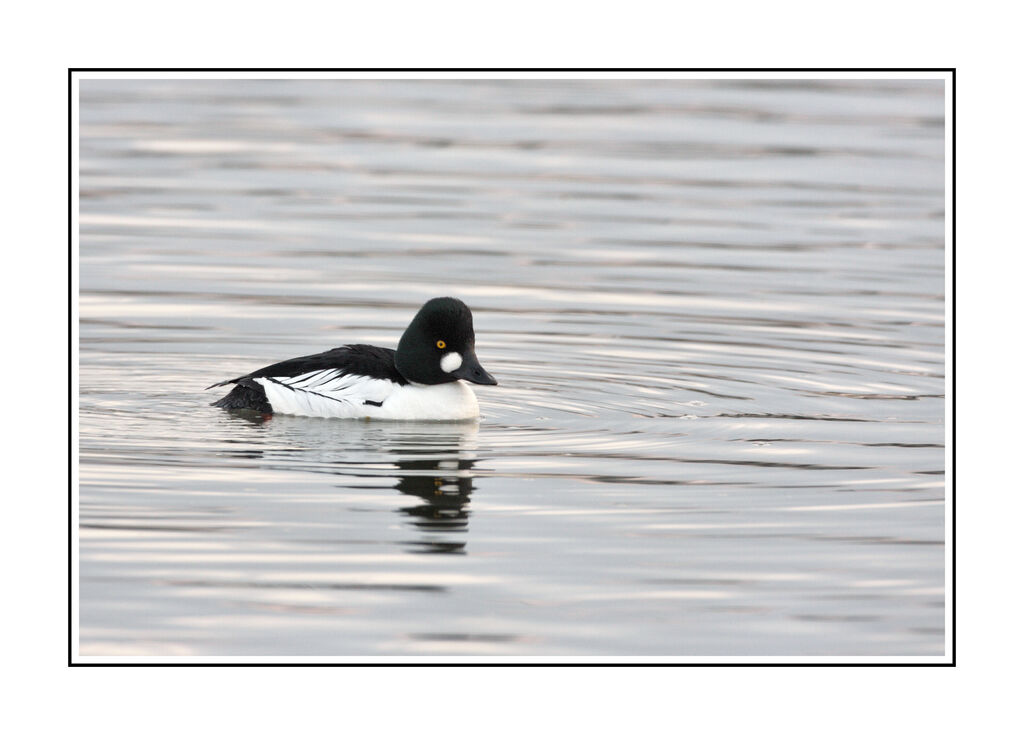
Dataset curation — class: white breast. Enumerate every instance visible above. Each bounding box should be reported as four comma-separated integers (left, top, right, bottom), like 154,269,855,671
373,381,480,421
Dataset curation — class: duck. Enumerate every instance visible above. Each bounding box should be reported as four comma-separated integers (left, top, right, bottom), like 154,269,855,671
208,297,497,420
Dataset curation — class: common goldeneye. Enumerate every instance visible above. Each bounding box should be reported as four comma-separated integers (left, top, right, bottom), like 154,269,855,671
208,297,497,420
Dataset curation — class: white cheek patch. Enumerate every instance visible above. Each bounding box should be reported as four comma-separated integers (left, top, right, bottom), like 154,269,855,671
440,351,463,373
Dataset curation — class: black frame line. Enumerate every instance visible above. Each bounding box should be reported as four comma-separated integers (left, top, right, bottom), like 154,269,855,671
69,66,954,668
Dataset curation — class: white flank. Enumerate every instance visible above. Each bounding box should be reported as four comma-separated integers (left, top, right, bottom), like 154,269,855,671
440,352,463,373
255,369,480,421
255,370,394,419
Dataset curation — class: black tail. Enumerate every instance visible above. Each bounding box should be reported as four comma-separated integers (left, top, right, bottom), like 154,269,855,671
211,378,273,413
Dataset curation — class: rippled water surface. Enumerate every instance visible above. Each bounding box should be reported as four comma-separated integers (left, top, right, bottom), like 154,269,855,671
77,79,946,657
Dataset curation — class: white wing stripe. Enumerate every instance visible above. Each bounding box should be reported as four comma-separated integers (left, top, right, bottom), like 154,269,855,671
283,369,333,388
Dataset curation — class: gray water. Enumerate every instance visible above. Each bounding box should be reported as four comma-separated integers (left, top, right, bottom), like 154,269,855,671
77,78,946,657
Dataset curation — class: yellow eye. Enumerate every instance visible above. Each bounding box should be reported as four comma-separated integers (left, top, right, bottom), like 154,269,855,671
436,340,446,349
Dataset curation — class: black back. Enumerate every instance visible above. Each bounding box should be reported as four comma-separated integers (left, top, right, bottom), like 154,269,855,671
210,344,408,388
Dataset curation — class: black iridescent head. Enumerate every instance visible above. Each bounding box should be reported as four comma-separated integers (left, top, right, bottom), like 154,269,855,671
394,297,498,386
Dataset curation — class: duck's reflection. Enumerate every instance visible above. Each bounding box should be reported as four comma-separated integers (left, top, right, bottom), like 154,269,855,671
393,455,477,553
216,411,481,553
